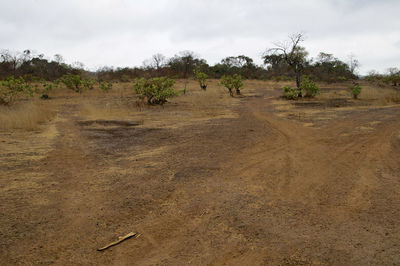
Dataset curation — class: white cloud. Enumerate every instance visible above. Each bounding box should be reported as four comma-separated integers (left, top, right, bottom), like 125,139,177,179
0,0,399,73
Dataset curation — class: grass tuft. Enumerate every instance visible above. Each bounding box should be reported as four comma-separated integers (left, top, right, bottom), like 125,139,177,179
0,101,55,130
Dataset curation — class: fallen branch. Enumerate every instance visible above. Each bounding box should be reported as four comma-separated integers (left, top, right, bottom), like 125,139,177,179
97,232,137,251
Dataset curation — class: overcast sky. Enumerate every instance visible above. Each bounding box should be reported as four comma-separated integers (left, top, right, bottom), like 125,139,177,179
1,0,399,74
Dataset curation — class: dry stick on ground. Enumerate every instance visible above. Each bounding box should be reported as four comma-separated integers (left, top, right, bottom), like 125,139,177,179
97,232,138,251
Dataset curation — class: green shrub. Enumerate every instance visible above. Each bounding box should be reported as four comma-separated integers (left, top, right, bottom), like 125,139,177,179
194,68,208,90
220,74,243,96
39,81,60,99
283,86,299,100
61,74,95,93
40,83,52,99
134,77,177,105
99,82,113,92
119,74,131,83
0,77,31,105
349,84,362,99
61,74,83,93
383,75,400,86
82,78,95,90
220,75,234,96
300,77,319,97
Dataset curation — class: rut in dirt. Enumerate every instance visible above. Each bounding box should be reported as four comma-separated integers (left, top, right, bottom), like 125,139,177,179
1,90,400,265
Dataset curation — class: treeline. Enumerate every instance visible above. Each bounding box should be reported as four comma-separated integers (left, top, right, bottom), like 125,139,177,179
0,48,398,84
364,68,400,86
96,52,267,81
0,50,85,81
97,51,359,82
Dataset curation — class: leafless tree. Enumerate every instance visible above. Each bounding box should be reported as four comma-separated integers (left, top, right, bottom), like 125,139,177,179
347,53,360,75
53,54,64,64
387,67,399,76
72,61,85,69
264,33,308,90
152,53,166,70
142,53,166,76
0,49,28,77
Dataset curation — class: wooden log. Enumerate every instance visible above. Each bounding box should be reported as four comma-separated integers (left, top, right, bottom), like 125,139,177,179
97,232,137,251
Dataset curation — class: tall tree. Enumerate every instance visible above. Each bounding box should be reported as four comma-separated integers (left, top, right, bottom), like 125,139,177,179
0,50,28,77
347,53,360,75
143,53,167,76
263,33,309,90
152,53,166,70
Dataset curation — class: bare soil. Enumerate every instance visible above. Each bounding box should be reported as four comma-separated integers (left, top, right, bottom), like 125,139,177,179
1,81,400,265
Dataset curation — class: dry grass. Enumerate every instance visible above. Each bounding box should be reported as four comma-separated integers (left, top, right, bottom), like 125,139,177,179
172,79,240,119
0,101,55,130
2,79,398,131
51,83,133,98
79,100,139,121
317,88,349,100
175,80,226,103
359,85,400,105
312,82,400,106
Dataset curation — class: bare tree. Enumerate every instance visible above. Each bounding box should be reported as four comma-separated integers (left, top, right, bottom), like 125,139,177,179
387,67,400,86
0,50,27,77
142,53,166,76
387,67,399,76
152,53,166,70
53,54,65,64
168,51,203,93
263,33,309,91
72,61,85,70
179,51,195,93
347,53,360,75
316,52,334,64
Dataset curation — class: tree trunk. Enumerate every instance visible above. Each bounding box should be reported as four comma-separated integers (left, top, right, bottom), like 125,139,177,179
183,79,188,94
295,72,302,98
13,62,17,78
295,72,301,88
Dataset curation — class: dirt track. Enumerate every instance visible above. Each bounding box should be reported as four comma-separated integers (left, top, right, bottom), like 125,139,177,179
1,84,400,265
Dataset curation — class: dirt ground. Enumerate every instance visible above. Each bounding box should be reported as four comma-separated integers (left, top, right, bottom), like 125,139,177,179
1,80,400,265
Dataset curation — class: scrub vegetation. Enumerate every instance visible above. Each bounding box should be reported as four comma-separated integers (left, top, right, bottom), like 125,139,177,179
1,34,400,265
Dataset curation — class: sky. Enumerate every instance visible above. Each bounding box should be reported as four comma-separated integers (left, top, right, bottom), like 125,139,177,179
1,0,399,74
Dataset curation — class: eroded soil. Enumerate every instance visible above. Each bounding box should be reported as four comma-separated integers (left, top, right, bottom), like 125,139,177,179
1,83,400,265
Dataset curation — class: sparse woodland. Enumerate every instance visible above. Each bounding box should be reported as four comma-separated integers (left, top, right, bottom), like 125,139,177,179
1,33,400,266
1,37,399,107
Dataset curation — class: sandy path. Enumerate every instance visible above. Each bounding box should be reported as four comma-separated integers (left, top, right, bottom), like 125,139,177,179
1,88,400,265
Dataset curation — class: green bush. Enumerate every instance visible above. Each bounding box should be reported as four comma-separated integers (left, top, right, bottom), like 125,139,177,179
349,84,362,99
61,74,95,93
383,75,400,86
283,86,299,100
99,82,113,92
119,74,131,83
0,77,31,105
39,81,60,99
61,74,83,93
220,74,243,96
134,77,177,105
194,68,208,90
82,78,95,90
300,77,319,97
40,82,53,99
